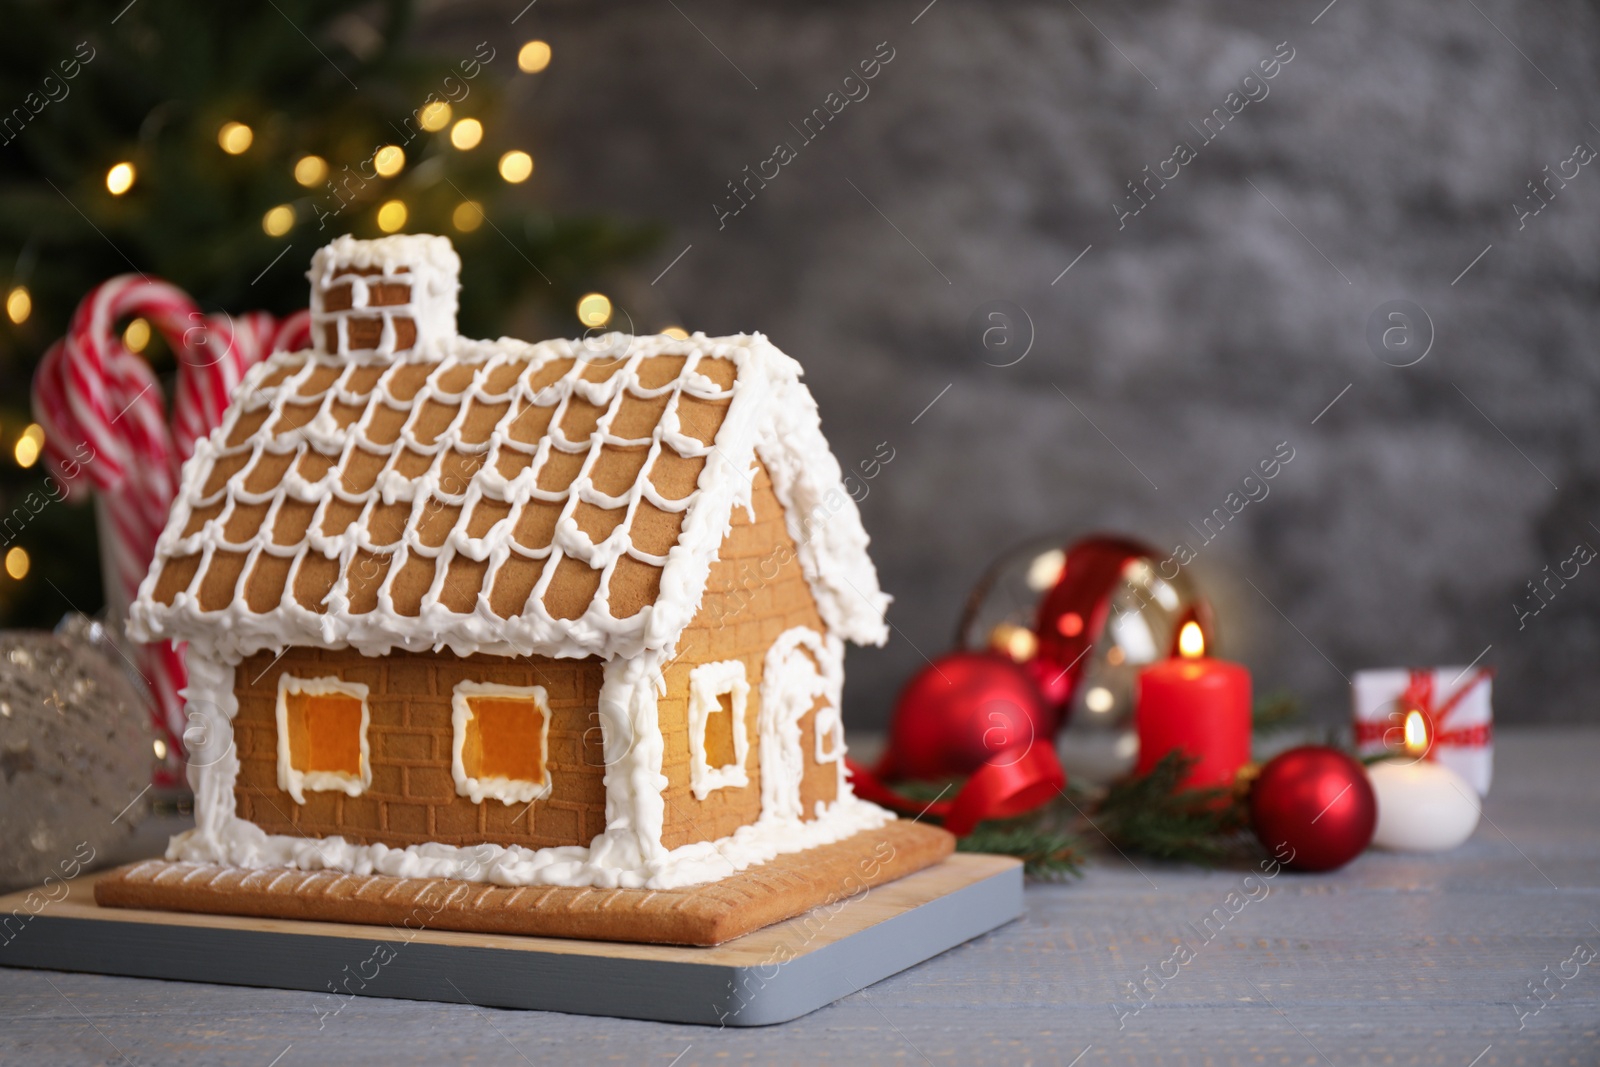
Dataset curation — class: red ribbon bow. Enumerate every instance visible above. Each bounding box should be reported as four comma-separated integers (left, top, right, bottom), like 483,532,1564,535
847,743,1066,837
1355,668,1493,756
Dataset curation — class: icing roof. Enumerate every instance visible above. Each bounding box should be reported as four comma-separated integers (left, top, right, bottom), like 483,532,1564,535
128,238,889,662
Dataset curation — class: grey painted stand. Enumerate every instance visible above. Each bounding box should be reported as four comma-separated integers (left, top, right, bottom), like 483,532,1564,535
0,854,1022,1027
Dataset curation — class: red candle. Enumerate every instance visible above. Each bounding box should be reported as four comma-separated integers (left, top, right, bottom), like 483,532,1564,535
1135,622,1251,790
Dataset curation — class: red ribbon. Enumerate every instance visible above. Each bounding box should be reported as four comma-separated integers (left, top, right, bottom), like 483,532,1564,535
1028,535,1154,710
847,743,1066,836
1353,667,1493,757
1027,534,1215,712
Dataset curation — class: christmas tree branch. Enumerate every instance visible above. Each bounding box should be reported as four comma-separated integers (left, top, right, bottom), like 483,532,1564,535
1252,690,1303,734
1090,752,1254,866
957,819,1084,881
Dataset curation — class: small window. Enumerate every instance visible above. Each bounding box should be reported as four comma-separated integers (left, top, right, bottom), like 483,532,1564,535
688,660,750,800
276,675,371,804
451,682,552,805
815,701,843,764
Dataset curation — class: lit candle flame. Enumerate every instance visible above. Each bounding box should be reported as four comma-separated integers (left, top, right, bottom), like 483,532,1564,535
1178,620,1205,659
1402,709,1429,758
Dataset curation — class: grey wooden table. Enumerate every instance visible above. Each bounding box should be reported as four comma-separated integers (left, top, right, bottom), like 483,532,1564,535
3,728,1598,1065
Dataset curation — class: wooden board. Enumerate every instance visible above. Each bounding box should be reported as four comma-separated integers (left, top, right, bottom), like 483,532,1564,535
0,852,1021,1027
91,821,955,946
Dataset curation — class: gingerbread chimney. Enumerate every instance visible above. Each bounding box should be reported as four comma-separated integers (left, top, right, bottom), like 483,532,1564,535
308,234,461,358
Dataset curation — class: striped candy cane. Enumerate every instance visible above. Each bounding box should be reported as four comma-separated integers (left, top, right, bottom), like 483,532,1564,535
32,276,310,787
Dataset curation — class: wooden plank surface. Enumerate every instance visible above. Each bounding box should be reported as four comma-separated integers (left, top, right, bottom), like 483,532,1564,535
3,728,1598,1063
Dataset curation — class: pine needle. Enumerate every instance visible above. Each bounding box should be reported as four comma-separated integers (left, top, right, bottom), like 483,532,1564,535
1252,690,1303,734
1092,751,1253,866
958,818,1084,880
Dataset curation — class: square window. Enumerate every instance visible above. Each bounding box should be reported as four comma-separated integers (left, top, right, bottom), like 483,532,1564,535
688,660,750,800
451,682,552,805
276,675,371,804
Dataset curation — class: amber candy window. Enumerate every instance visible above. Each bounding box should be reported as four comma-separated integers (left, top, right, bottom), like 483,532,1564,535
703,692,738,771
451,683,552,805
687,660,751,800
275,676,371,803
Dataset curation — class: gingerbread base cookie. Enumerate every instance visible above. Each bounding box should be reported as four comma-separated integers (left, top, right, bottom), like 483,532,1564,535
93,821,955,946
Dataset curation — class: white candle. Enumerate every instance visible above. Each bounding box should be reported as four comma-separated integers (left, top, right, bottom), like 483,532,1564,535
1367,758,1481,852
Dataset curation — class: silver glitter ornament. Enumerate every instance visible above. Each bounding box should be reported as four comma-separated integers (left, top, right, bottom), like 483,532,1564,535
0,615,155,893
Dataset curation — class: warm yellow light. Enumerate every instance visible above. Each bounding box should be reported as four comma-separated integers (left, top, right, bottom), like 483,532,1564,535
122,317,151,353
1026,549,1066,592
419,101,452,132
1084,686,1115,713
153,738,168,760
376,199,408,233
576,292,612,328
450,118,483,150
293,154,328,187
517,40,552,73
498,150,534,184
373,145,405,178
13,425,43,470
988,622,1037,663
217,121,254,155
451,201,484,233
105,162,136,195
1403,709,1430,758
262,204,295,237
4,546,29,580
5,286,30,325
1178,620,1205,659
660,326,689,340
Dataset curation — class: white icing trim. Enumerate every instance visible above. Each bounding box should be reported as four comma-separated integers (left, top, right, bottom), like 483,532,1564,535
309,234,460,358
759,627,831,822
584,653,670,872
274,675,372,805
757,376,891,648
449,681,552,806
168,791,893,891
686,660,751,800
809,634,849,799
182,657,241,851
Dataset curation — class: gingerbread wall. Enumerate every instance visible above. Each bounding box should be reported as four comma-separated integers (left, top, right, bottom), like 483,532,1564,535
657,461,839,850
232,646,607,850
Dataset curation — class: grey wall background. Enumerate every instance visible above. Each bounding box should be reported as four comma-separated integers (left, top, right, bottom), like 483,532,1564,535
419,0,1600,730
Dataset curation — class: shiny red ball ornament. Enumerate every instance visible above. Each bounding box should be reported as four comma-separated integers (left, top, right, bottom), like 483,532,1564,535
882,652,1051,781
1249,746,1377,872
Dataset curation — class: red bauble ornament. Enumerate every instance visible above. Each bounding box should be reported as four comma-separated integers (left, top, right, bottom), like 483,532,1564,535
882,652,1050,781
1249,746,1377,872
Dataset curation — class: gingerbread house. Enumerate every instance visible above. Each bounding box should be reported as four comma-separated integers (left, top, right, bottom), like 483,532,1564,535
127,234,898,891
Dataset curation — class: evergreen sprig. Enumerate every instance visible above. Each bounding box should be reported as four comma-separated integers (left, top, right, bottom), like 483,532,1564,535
957,817,1084,881
1092,752,1253,867
1252,691,1303,734
877,749,1270,875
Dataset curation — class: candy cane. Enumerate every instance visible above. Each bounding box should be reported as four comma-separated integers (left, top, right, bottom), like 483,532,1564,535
32,276,310,786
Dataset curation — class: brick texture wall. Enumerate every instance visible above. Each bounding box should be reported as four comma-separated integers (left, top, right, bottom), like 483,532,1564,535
232,647,607,850
230,462,843,856
658,461,839,850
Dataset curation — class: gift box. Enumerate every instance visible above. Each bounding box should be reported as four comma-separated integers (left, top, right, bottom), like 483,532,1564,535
1352,667,1493,796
